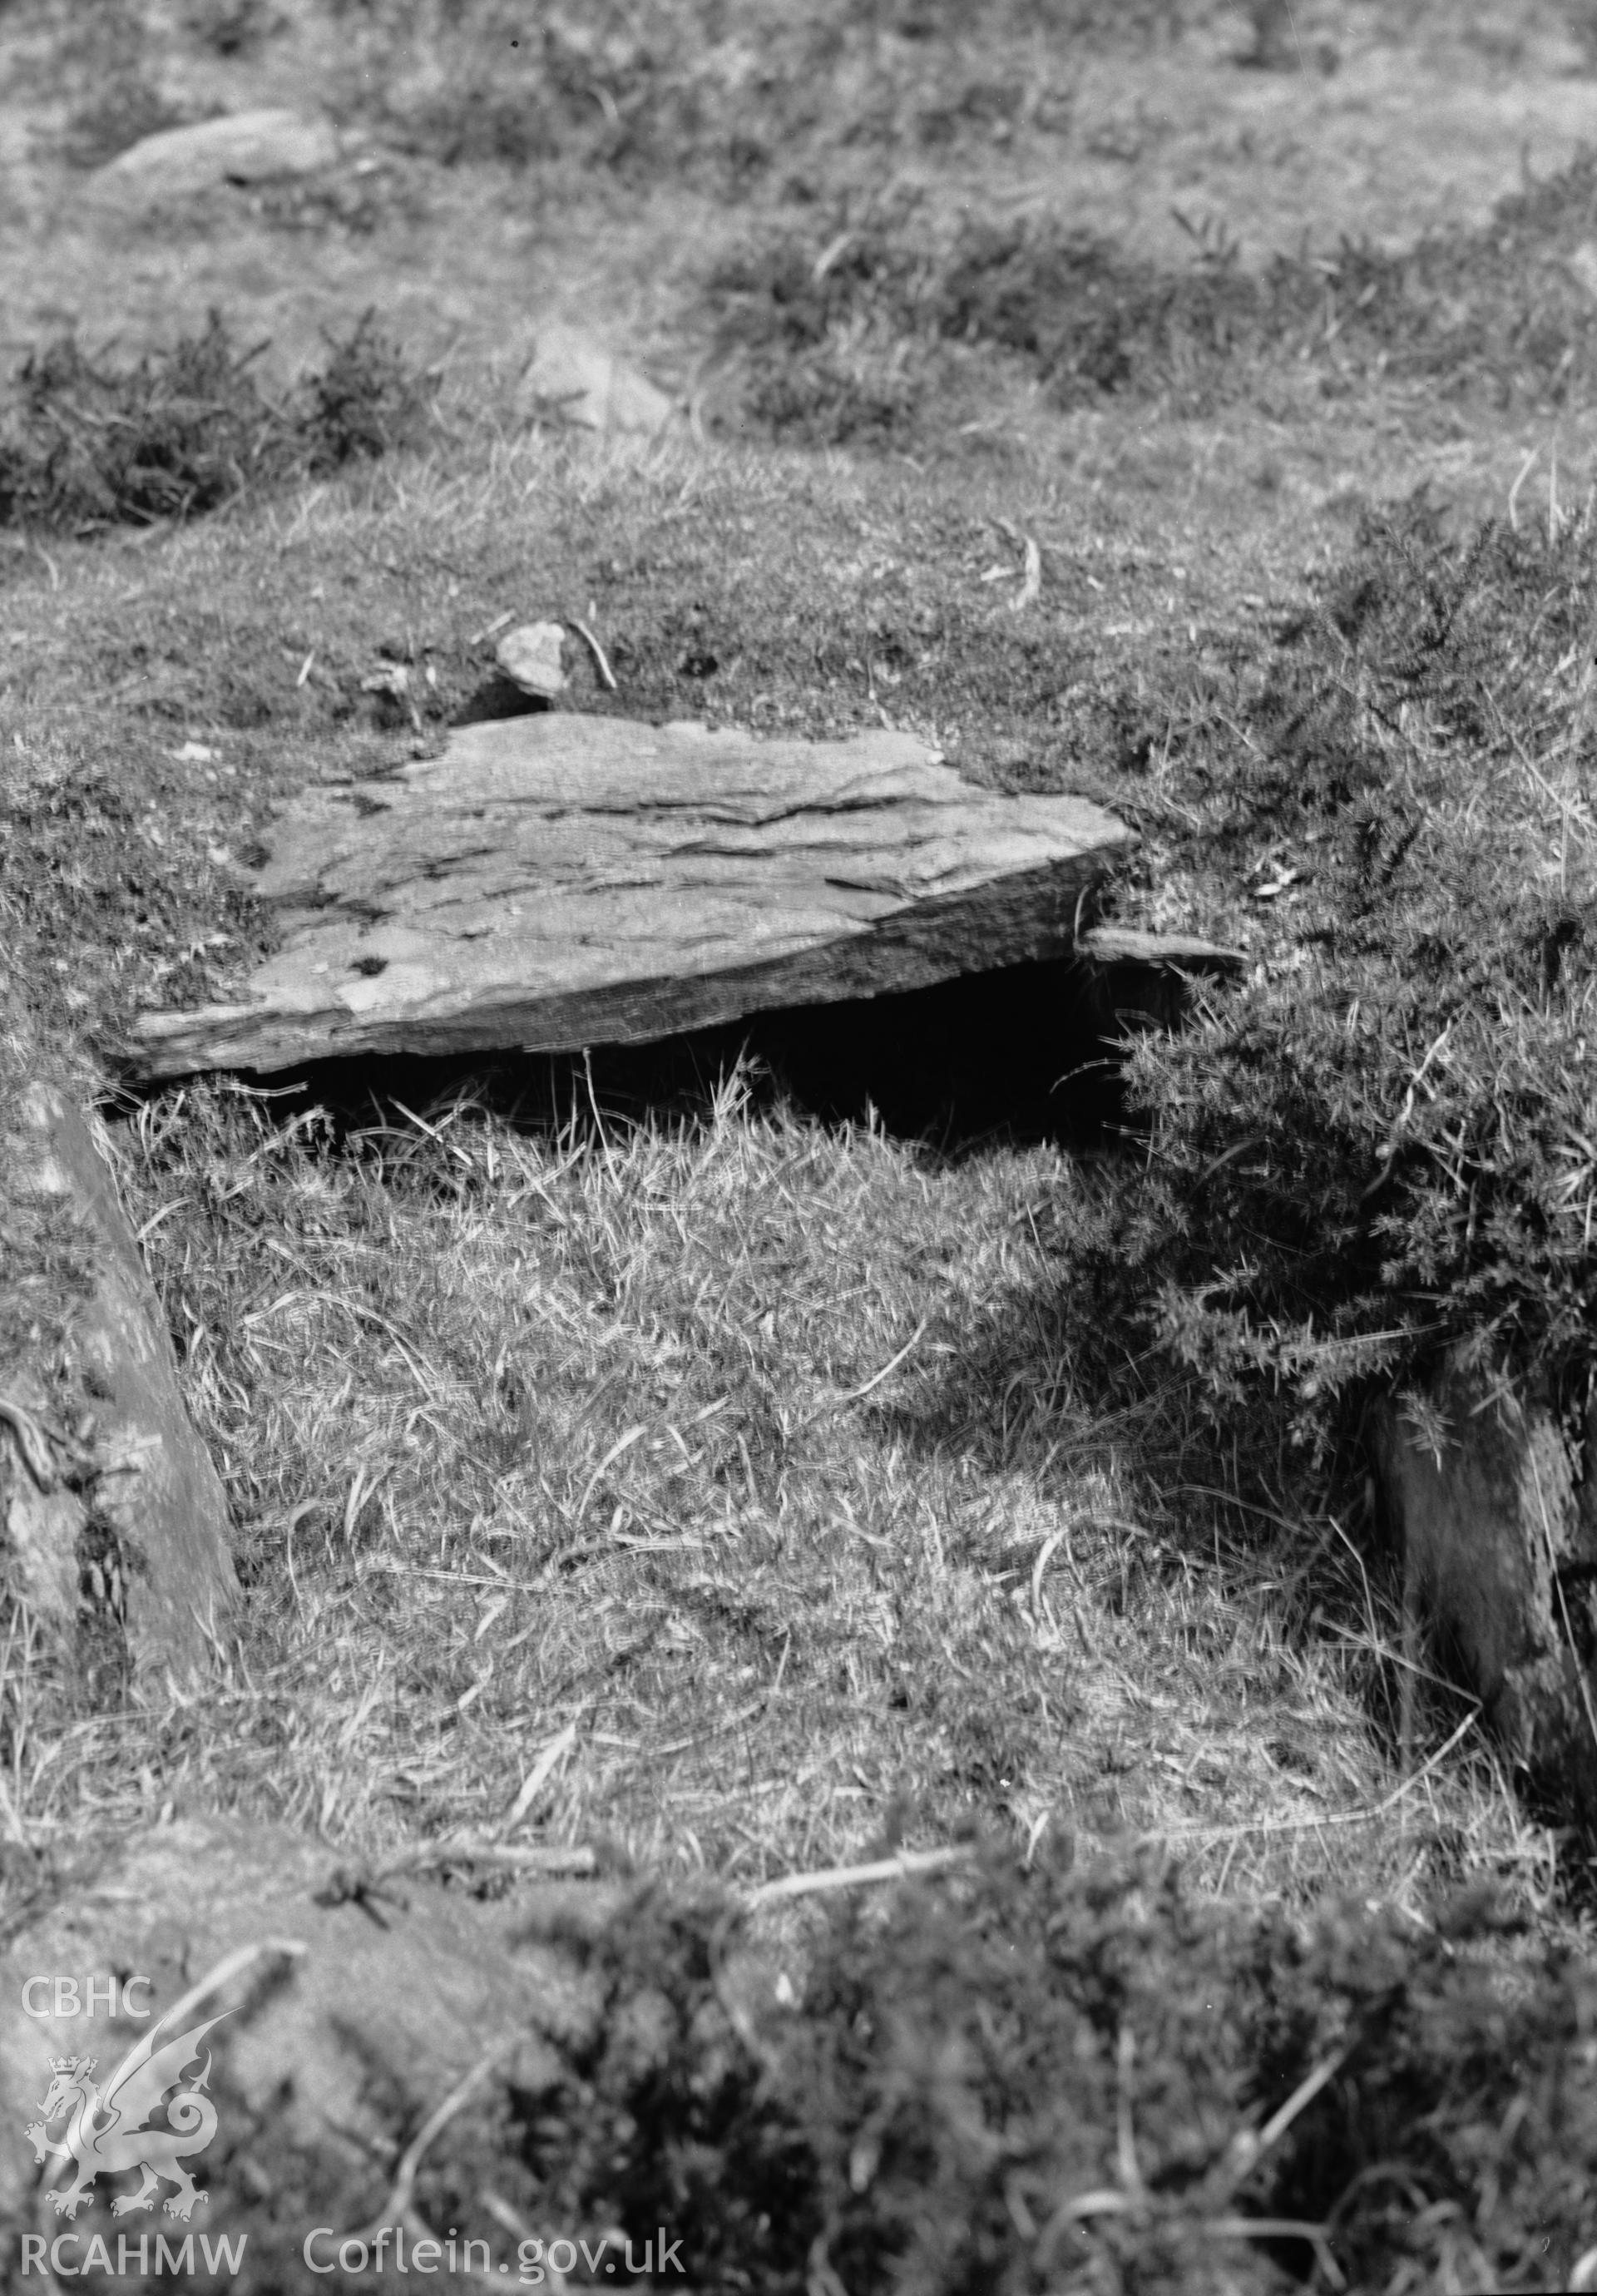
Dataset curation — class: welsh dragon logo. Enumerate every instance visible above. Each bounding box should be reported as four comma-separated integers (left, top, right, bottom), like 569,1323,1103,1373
23,2011,227,2222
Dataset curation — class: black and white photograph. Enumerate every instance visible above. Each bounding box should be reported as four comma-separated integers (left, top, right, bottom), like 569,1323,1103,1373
2,2,1596,2287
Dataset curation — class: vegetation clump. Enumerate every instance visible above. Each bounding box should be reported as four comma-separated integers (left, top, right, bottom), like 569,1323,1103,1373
709,147,1597,437
364,1848,1595,2295
0,312,428,532
1106,499,1597,1470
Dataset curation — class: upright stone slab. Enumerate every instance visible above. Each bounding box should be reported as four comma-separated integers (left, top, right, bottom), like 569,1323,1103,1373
3,1086,236,1680
1374,1353,1597,1833
127,713,1135,1079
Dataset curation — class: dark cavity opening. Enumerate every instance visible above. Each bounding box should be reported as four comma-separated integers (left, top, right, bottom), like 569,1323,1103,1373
157,954,1190,1160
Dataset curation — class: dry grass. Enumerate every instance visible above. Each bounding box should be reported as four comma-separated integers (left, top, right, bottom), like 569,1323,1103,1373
1,1051,1552,1925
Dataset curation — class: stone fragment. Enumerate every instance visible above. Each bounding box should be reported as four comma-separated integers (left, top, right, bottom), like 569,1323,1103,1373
1075,926,1244,970
1077,923,1247,1032
126,712,1134,1077
89,109,339,203
515,322,675,437
0,1815,613,2251
360,663,421,730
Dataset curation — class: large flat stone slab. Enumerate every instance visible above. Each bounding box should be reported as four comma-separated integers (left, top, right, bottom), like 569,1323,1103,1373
128,714,1134,1079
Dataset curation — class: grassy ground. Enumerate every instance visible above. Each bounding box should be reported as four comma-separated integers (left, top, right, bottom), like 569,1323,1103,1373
1,421,1551,1919
3,1,1597,2284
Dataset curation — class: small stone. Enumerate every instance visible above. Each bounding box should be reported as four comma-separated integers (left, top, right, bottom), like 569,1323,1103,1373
515,322,674,438
90,109,339,204
495,621,567,700
1565,242,1597,303
361,663,420,731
